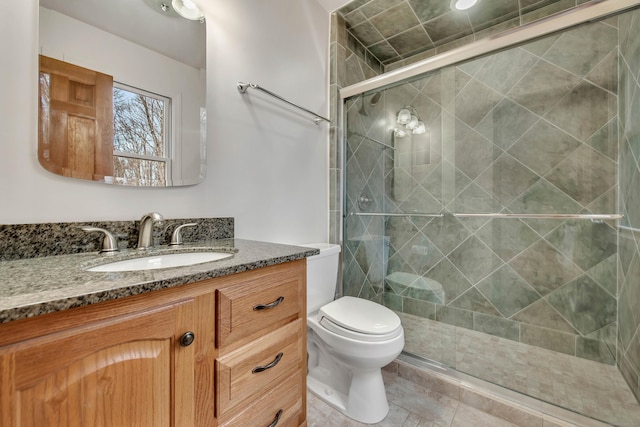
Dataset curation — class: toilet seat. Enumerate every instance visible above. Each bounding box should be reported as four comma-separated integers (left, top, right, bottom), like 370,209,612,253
317,296,402,342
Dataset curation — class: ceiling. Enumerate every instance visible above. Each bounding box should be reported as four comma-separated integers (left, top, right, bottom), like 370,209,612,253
39,0,206,69
336,0,568,64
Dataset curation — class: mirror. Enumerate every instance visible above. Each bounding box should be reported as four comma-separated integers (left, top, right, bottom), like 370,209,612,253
38,0,206,186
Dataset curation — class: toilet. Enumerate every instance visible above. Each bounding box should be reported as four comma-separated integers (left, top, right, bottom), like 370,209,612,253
301,243,404,424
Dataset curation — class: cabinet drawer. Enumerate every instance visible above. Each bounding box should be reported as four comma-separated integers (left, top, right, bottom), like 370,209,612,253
218,372,303,427
216,319,303,417
217,263,304,348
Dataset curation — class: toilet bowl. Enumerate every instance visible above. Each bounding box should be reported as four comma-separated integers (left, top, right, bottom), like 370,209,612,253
301,243,405,424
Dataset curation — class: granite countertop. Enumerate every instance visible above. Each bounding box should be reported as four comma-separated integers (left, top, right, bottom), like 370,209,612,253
0,239,319,324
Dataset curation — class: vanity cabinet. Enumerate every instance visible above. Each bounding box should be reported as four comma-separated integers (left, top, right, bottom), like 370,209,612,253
0,259,307,427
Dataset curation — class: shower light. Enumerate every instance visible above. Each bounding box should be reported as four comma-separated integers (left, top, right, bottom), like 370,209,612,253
397,108,412,125
413,121,426,135
406,115,419,130
172,0,205,21
451,0,479,11
396,106,428,134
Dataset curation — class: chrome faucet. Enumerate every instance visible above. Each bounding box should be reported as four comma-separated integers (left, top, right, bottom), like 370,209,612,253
137,212,163,250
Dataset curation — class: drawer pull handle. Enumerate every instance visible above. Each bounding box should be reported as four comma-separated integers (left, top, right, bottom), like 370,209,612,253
253,296,285,311
252,352,283,373
267,409,283,427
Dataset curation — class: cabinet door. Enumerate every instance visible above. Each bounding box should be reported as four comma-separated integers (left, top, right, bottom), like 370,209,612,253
0,300,195,427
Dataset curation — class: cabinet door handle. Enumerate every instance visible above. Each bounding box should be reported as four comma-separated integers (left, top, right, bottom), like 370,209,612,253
267,409,283,427
252,352,283,373
180,331,195,347
253,296,285,311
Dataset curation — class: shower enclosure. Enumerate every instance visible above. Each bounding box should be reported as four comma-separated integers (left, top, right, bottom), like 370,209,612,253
340,3,640,425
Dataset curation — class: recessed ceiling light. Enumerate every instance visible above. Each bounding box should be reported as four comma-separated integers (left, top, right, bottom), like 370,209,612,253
451,0,480,11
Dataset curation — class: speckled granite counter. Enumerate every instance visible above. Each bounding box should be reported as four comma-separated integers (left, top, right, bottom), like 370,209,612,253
0,239,319,324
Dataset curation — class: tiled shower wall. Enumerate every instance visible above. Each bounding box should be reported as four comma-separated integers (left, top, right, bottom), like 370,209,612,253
618,8,640,402
342,16,620,366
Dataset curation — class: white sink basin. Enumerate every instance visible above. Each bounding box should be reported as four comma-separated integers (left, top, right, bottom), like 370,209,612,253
86,252,233,272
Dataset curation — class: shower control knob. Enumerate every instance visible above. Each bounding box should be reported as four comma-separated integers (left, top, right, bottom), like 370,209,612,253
179,331,195,347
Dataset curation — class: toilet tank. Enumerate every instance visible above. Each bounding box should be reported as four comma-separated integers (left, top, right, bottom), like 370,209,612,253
300,243,341,314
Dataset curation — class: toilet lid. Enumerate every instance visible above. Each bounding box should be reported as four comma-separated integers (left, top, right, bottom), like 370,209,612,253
318,296,401,335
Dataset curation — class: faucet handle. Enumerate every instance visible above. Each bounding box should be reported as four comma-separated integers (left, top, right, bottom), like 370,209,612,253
170,223,198,246
81,227,119,253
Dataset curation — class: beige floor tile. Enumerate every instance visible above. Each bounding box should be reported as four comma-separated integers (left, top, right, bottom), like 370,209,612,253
450,403,521,427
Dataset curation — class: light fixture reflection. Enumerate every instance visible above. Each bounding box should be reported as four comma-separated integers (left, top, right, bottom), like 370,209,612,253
172,0,205,21
396,108,412,125
451,0,479,11
395,106,427,135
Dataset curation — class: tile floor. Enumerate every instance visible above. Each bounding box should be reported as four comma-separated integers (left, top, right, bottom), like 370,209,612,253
307,370,529,427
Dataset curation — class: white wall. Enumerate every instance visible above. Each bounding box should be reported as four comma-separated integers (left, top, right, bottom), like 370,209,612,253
0,0,330,245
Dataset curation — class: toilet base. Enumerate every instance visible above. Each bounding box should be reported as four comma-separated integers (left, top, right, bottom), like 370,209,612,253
307,367,389,424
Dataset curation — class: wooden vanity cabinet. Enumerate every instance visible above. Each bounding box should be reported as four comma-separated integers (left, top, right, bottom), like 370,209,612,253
0,259,307,427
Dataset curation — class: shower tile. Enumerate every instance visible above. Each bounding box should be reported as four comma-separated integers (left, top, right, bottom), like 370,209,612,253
520,0,575,25
407,0,451,24
475,219,539,262
545,145,617,206
403,297,437,319
398,186,443,217
384,291,404,312
358,0,404,19
421,214,472,256
585,50,618,94
454,79,503,128
542,22,618,77
387,26,434,56
448,236,504,284
454,131,500,183
545,219,617,272
386,216,421,252
397,233,443,277
472,312,520,341
368,40,399,63
545,81,617,142
449,288,502,317
342,255,366,297
587,117,618,161
436,305,474,329
349,20,385,47
467,0,519,32
586,254,617,297
507,120,582,177
520,324,576,356
423,12,474,46
475,98,539,151
521,34,560,58
512,299,578,334
425,258,472,304
384,374,459,425
476,265,541,318
475,154,540,207
547,275,617,336
507,60,580,116
473,48,539,95
369,2,420,39
451,403,521,427
576,336,615,365
508,179,583,215
618,286,637,350
508,240,582,296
